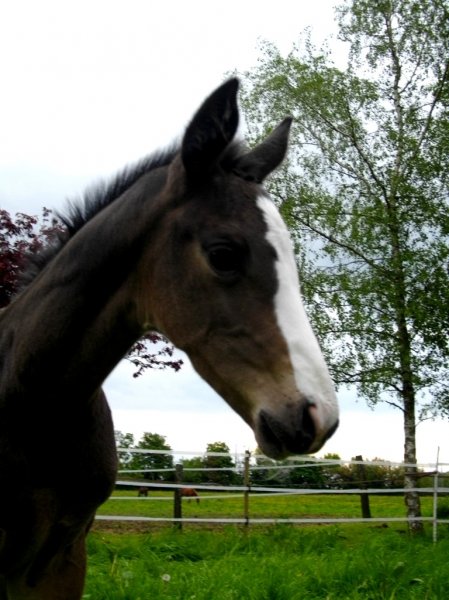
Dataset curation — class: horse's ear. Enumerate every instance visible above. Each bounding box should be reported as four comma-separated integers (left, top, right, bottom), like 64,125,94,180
182,78,239,178
233,117,292,183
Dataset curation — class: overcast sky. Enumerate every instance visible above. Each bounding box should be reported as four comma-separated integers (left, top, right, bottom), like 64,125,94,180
1,0,447,465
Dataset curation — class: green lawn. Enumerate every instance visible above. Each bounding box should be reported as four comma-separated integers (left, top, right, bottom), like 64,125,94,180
85,491,449,598
85,524,449,599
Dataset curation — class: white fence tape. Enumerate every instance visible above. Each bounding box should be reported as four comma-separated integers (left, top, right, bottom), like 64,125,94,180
100,449,449,539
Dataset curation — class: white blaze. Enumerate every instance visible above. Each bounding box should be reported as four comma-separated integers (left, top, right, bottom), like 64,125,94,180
257,195,339,434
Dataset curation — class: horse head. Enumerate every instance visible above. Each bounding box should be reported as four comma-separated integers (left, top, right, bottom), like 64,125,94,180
142,79,339,459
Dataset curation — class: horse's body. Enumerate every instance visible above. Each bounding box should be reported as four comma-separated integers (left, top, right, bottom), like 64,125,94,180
181,488,199,503
0,79,338,599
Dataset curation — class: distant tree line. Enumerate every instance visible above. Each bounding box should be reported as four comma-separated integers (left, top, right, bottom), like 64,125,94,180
116,431,442,490
115,431,243,486
252,452,407,490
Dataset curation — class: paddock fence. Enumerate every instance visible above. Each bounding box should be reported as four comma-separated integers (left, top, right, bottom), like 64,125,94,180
95,448,449,541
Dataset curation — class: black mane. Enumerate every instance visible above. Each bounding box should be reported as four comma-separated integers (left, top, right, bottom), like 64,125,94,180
60,148,177,235
20,147,178,288
19,139,249,291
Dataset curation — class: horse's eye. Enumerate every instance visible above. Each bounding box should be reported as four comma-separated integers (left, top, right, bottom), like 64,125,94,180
206,244,243,277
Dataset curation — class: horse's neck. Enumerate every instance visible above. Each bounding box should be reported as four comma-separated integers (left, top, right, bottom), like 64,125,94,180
0,172,166,402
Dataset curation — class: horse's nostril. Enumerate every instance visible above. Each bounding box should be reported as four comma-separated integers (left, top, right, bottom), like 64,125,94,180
258,410,285,455
300,403,316,441
258,404,316,458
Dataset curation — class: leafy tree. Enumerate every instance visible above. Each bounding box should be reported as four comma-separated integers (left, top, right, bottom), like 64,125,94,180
181,456,206,484
0,208,61,307
115,430,135,470
241,0,449,531
204,442,237,485
320,453,345,489
332,457,405,490
251,450,277,486
288,460,326,488
131,432,174,481
0,209,183,374
252,448,325,488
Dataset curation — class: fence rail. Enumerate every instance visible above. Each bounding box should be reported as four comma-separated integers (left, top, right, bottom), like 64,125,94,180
100,449,449,541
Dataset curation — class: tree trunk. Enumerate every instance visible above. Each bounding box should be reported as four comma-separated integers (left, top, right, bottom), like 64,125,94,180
387,190,424,534
403,386,423,534
396,296,423,533
397,307,423,533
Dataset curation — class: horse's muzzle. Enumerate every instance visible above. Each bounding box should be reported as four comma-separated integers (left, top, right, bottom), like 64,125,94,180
255,402,339,459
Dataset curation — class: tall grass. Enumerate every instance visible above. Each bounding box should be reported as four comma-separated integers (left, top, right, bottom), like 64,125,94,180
85,525,449,599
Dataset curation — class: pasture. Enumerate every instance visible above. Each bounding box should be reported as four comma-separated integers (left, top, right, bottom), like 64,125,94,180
85,492,449,599
97,488,438,523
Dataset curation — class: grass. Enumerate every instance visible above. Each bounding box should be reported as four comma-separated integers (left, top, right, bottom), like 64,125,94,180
85,525,449,599
85,492,449,599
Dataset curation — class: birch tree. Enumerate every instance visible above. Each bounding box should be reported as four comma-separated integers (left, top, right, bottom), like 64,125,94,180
241,0,449,532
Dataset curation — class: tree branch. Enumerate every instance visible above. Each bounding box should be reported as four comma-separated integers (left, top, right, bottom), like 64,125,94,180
298,216,389,275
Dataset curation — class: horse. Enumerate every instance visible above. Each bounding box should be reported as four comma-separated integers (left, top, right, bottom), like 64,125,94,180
181,488,200,503
0,78,338,599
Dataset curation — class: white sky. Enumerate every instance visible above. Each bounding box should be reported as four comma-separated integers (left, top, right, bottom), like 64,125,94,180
1,0,446,465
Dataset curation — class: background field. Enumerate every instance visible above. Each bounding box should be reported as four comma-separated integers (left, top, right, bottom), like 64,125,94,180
97,488,438,522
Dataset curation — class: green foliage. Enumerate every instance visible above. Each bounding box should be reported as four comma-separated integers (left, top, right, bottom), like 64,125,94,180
180,456,205,484
252,451,326,488
115,433,241,486
203,442,238,485
330,457,405,489
240,0,449,527
251,451,405,490
115,431,135,470
241,1,449,412
131,432,174,481
437,500,449,520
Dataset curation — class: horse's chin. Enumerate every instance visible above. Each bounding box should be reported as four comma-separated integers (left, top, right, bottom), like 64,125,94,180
256,440,290,461
255,433,326,460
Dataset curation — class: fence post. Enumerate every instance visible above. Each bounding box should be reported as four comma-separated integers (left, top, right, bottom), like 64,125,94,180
355,455,371,519
433,447,440,544
243,450,251,528
174,463,183,531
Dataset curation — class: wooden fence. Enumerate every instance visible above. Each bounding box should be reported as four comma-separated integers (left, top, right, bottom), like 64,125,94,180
97,449,449,541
